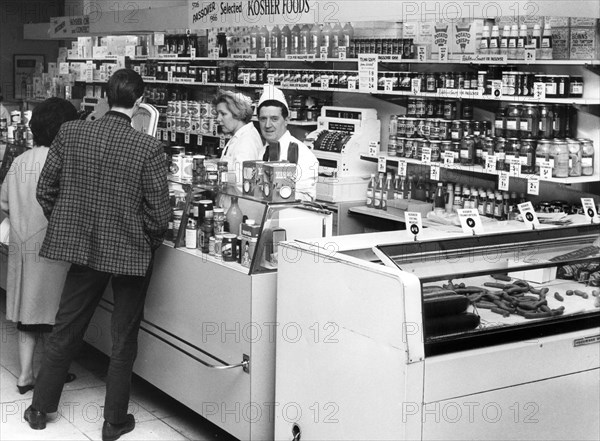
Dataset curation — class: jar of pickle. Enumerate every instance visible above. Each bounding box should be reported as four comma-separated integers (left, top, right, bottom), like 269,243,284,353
535,139,553,174
450,120,463,141
505,138,520,172
520,139,536,175
494,104,506,137
539,105,554,139
495,137,507,171
551,139,569,178
459,136,475,165
430,140,441,162
504,103,521,138
567,139,582,177
520,104,540,139
579,138,594,176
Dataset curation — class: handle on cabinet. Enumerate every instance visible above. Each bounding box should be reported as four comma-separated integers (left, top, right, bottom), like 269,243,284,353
198,353,250,374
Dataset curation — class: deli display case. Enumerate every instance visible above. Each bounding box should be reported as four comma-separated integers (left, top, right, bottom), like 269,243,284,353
84,183,332,441
274,222,600,441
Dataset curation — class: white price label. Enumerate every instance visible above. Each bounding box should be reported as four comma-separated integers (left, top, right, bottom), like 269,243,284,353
540,164,552,180
581,198,599,223
197,135,203,145
525,47,536,62
491,80,503,98
421,147,431,165
190,48,196,59
167,70,173,83
321,46,329,59
264,47,271,59
509,158,521,177
417,45,427,62
443,151,455,166
430,164,440,181
201,71,208,83
242,73,250,85
170,131,176,142
398,160,407,177
404,212,423,239
348,79,356,90
457,209,484,235
485,154,497,173
267,74,275,86
527,176,540,195
533,82,546,100
518,202,540,229
438,45,448,62
162,130,169,141
498,171,510,191
368,141,379,156
338,46,347,59
184,133,190,144
384,78,394,92
321,77,330,89
411,78,422,94
378,156,387,173
154,33,165,46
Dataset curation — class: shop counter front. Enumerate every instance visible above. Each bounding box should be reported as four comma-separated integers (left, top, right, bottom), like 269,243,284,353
84,188,333,441
274,219,600,441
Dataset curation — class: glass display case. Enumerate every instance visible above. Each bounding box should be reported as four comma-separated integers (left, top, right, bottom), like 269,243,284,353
372,224,600,356
168,179,333,275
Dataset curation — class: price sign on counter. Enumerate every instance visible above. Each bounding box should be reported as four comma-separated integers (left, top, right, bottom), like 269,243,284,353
443,151,455,166
518,202,540,230
398,159,407,177
377,156,387,173
430,164,441,181
421,147,431,165
527,175,540,195
485,155,497,173
581,198,599,223
509,158,521,177
498,171,509,191
404,212,423,241
457,209,484,235
368,141,378,157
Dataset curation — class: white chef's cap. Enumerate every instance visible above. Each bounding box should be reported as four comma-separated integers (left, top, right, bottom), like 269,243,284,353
258,85,288,112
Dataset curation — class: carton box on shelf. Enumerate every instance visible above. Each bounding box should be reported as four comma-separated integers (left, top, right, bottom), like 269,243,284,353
428,19,483,60
570,20,599,59
552,26,570,59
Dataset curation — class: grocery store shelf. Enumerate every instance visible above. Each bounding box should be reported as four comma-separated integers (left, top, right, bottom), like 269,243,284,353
360,154,600,184
349,205,407,223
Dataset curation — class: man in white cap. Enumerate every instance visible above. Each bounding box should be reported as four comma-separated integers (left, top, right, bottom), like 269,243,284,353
257,85,318,201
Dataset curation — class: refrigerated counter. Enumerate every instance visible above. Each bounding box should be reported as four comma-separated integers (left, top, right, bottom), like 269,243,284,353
274,219,600,441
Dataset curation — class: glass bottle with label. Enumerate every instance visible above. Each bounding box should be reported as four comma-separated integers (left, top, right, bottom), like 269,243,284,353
445,183,454,213
366,173,376,207
490,25,500,55
535,139,553,174
504,103,521,138
567,139,582,177
551,139,569,178
538,104,554,139
520,104,540,139
460,136,475,165
520,139,536,175
579,139,594,176
495,137,507,171
374,173,383,209
495,104,506,137
479,25,490,55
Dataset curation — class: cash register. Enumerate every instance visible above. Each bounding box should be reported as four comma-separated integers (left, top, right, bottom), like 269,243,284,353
305,106,380,202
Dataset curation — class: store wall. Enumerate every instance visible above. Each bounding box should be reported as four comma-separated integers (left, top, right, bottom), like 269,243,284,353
0,0,62,106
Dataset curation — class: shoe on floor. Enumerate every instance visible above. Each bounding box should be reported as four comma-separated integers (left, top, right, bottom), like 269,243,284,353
102,414,135,441
24,405,46,430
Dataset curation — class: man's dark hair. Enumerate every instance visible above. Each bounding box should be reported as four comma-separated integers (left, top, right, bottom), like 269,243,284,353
30,97,78,147
257,100,289,119
106,68,145,108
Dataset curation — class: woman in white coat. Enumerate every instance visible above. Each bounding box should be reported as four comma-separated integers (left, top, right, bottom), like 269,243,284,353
0,98,78,393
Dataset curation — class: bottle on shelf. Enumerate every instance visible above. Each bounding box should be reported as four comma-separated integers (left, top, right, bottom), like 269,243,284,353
366,173,376,207
373,172,383,209
309,23,322,56
321,23,334,58
453,183,462,211
382,172,392,211
479,25,490,55
489,25,500,55
414,175,426,201
332,22,343,57
250,26,259,56
226,196,243,236
500,25,510,56
580,139,594,176
434,182,445,211
393,174,401,200
300,24,311,55
270,25,282,58
517,24,528,59
444,182,454,214
405,174,414,201
508,24,518,59
478,189,487,216
493,192,504,220
291,24,301,55
461,185,471,209
280,24,292,57
342,22,354,55
540,24,553,60
532,24,542,58
257,25,270,57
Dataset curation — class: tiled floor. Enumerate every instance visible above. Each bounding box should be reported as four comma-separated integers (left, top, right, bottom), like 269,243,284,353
0,291,238,441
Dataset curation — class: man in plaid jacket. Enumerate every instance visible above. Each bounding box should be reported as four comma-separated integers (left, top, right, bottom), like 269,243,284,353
25,69,171,441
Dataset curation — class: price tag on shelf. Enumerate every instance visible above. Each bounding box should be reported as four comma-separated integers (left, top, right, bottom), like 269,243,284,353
539,161,552,180
398,159,407,177
219,137,226,150
417,45,427,62
201,71,208,83
518,202,540,229
438,45,448,62
368,141,379,157
85,60,94,82
170,131,176,142
167,70,173,83
242,72,250,86
348,79,356,90
162,130,169,141
404,212,423,241
509,158,521,177
533,82,546,100
377,156,387,173
321,46,328,59
457,209,484,235
338,46,347,59
321,77,330,89
156,129,162,140
411,78,422,94
384,78,394,92
525,46,536,62
197,135,203,145
267,74,275,86
491,80,503,98
581,198,599,223
184,133,190,144
527,175,540,195
421,147,431,165
264,47,271,59
443,151,455,166
485,155,497,174
498,171,509,191
430,164,440,181
154,33,165,46
190,47,196,59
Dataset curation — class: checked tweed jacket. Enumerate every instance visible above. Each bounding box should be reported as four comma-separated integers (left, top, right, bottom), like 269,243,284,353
37,111,171,276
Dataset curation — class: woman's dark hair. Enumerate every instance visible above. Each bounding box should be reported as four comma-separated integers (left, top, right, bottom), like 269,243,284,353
29,97,78,147
106,68,145,108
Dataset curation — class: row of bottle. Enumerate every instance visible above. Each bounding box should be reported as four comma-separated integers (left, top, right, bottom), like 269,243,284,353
479,23,553,60
213,23,354,59
365,173,528,220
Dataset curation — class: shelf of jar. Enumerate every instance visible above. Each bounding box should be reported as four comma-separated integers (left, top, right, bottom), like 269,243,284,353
360,154,599,184
67,56,600,66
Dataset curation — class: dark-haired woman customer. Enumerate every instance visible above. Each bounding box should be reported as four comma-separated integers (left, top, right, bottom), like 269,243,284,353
1,97,78,394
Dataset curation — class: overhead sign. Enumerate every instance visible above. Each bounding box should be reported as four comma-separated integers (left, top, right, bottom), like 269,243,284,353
49,16,90,38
